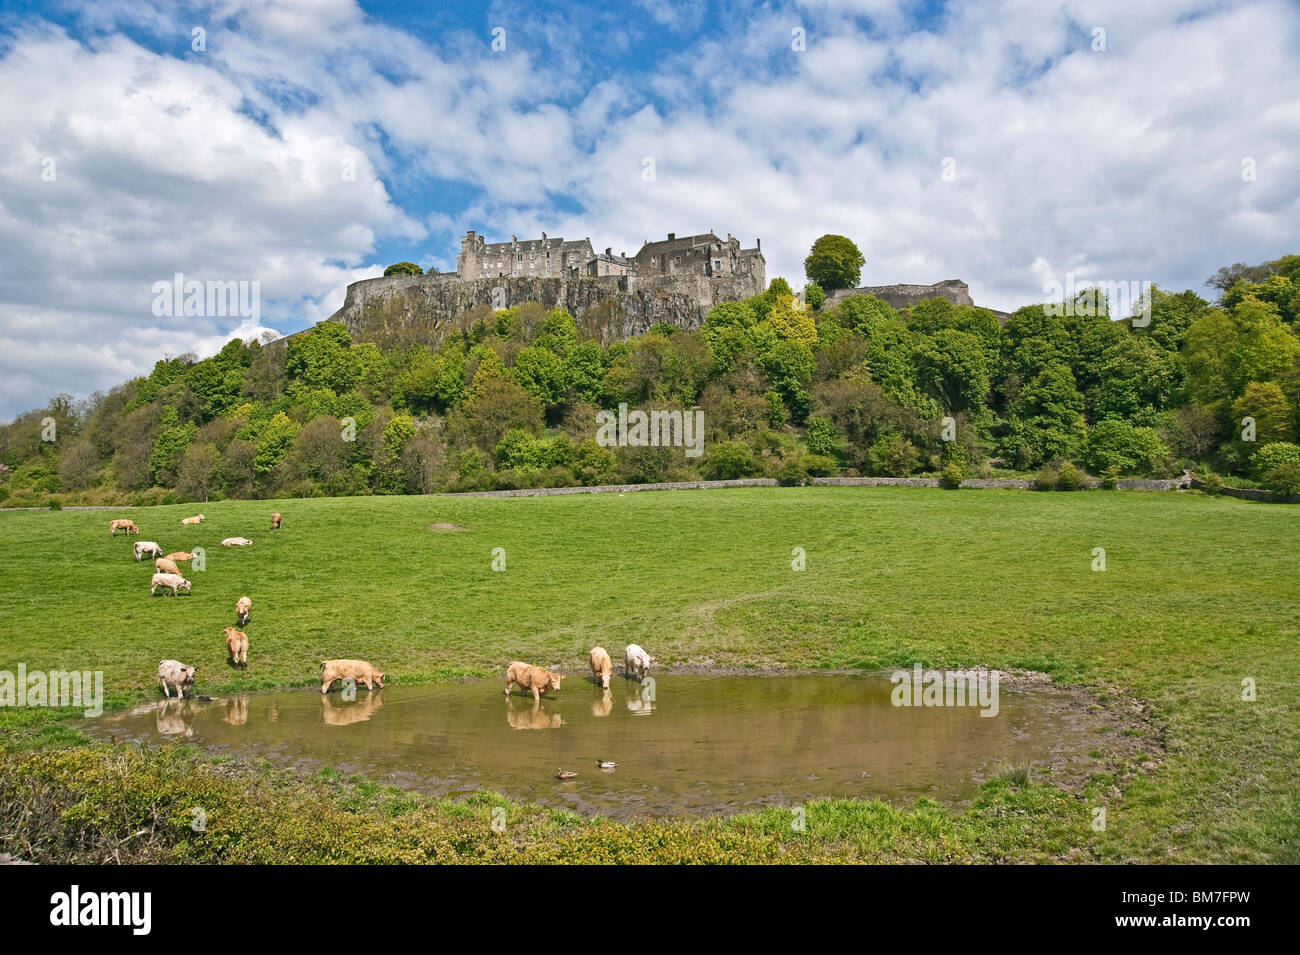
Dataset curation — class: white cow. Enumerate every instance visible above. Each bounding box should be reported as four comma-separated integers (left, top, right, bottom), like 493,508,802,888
624,644,652,681
150,573,192,596
134,541,164,562
157,660,196,698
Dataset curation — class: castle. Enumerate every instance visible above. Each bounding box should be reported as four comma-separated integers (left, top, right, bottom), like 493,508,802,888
327,227,1002,344
454,229,766,287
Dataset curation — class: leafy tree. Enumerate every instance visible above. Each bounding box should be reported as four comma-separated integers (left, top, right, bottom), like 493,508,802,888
383,261,423,276
804,235,865,291
868,433,919,477
705,441,760,479
1231,382,1295,445
512,346,567,408
804,282,825,311
1083,419,1168,474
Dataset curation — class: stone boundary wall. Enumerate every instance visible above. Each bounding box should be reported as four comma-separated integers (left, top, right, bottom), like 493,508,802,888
0,505,137,513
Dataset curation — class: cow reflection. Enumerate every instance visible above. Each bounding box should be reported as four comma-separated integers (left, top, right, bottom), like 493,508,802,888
223,694,249,726
505,698,562,730
155,698,196,738
320,689,384,726
591,687,613,717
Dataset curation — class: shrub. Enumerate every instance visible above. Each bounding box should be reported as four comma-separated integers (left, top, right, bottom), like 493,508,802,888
1033,464,1059,490
803,454,839,477
939,461,964,489
1083,420,1167,475
804,282,825,311
1055,461,1084,491
1250,442,1300,481
705,442,760,480
1201,471,1224,495
1100,465,1120,490
867,433,919,477
777,460,808,486
1263,460,1300,498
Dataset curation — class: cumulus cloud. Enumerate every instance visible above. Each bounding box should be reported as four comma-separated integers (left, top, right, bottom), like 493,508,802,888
1,0,1298,419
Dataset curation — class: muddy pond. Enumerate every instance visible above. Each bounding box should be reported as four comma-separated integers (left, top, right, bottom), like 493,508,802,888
81,673,1108,820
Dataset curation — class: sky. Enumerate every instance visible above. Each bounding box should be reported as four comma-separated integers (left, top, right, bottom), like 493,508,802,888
1,0,1298,420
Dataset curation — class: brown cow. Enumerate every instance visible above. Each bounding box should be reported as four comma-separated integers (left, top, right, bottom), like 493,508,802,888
224,627,249,669
270,512,282,530
588,647,613,689
155,557,181,576
320,659,385,694
504,662,563,702
109,519,139,536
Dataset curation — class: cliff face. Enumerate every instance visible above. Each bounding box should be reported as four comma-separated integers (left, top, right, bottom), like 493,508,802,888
328,272,763,345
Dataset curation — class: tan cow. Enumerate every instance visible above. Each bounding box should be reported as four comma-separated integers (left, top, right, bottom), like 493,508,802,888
504,662,563,702
150,572,191,596
109,519,139,536
163,552,194,562
221,537,253,547
224,627,249,669
320,659,385,694
235,595,251,626
270,512,282,530
180,514,205,525
588,646,613,689
155,557,181,576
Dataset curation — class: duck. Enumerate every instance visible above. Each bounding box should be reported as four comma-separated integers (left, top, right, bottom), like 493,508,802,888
556,768,578,780
596,759,617,770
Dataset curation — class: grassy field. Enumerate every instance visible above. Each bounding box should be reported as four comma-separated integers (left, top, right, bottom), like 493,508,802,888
1,486,1297,863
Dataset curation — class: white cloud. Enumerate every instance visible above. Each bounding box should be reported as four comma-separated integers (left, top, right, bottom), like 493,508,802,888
1,0,1298,419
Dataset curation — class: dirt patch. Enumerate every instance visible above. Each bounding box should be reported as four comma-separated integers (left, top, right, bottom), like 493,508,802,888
428,523,468,532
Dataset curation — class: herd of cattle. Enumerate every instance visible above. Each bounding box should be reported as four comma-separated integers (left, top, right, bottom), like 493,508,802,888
110,511,655,708
109,512,277,698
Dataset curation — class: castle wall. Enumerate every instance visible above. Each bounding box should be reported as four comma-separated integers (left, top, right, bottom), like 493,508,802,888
328,270,767,345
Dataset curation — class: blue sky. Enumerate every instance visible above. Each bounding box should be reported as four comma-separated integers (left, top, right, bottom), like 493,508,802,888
1,0,1298,418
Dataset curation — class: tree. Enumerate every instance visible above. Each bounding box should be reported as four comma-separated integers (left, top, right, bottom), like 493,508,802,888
383,261,423,276
1083,420,1168,474
177,442,220,501
804,235,865,291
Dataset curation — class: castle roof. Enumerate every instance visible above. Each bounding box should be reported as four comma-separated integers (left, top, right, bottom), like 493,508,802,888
478,235,591,254
635,232,724,256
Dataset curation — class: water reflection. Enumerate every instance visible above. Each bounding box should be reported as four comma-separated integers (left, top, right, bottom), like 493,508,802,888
321,690,384,726
505,698,563,730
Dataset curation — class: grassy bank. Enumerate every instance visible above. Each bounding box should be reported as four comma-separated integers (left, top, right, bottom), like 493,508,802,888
1,486,1297,863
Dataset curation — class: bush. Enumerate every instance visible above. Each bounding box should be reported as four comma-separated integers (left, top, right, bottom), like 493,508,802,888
1250,442,1300,481
1100,465,1120,490
705,442,761,480
868,433,919,477
1055,461,1084,491
1201,471,1224,495
1263,460,1300,498
803,454,839,477
1083,420,1167,475
1033,464,1059,490
804,282,825,311
777,460,808,486
939,461,964,489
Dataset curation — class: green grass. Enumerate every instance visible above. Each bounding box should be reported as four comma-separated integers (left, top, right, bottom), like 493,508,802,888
1,486,1297,863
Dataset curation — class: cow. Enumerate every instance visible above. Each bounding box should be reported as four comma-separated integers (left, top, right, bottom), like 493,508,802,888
504,662,563,702
320,659,385,694
134,541,164,562
224,627,249,669
588,647,613,689
624,644,652,681
157,660,196,698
